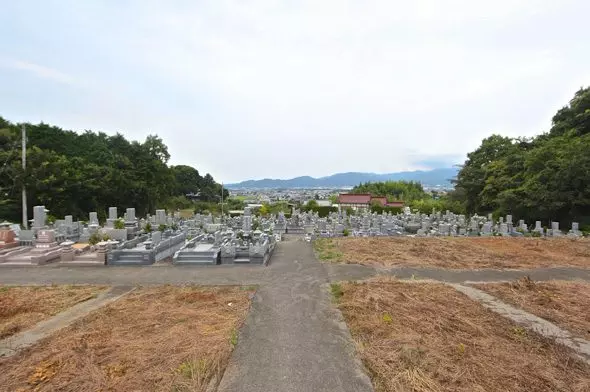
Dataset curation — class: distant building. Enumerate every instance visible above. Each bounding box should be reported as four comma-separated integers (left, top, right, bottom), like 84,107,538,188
338,193,404,210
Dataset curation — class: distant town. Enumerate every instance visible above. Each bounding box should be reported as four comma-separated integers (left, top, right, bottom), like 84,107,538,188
227,185,452,208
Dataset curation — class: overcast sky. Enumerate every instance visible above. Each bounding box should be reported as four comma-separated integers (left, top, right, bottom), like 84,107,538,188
1,1,589,182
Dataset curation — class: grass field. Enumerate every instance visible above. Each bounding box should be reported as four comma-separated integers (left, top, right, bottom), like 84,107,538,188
315,237,590,269
0,285,255,392
335,279,590,392
0,285,106,340
474,278,590,340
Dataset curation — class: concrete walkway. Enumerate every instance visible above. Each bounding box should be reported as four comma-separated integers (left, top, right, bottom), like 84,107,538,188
1,258,588,287
217,238,373,392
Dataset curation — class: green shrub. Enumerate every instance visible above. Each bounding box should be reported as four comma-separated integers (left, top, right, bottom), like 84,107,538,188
161,195,194,210
113,219,125,229
302,205,338,218
88,232,102,245
370,205,402,214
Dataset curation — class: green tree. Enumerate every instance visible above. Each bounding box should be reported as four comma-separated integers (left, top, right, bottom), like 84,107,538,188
454,86,590,227
0,116,226,223
259,204,269,216
352,181,427,201
306,200,319,209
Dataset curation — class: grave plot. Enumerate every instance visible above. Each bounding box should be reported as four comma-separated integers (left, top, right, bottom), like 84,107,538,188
0,285,254,392
334,279,590,392
474,278,590,340
315,237,590,269
0,285,106,340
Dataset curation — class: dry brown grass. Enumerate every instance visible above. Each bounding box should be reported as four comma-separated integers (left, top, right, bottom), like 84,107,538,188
316,237,590,269
475,278,590,340
336,279,590,392
0,285,106,340
0,285,255,392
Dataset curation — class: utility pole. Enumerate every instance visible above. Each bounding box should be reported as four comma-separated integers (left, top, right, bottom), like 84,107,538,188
21,124,28,229
221,182,224,223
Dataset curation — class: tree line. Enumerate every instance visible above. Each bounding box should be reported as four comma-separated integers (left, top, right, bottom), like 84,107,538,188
349,87,589,228
352,180,427,201
451,87,590,228
351,180,464,214
0,117,228,222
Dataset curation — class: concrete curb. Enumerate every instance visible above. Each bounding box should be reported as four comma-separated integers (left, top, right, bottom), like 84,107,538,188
450,283,590,364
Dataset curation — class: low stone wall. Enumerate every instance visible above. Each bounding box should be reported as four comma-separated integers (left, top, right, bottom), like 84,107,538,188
0,247,32,263
174,250,220,265
107,232,186,265
118,235,149,249
154,233,187,261
30,248,62,265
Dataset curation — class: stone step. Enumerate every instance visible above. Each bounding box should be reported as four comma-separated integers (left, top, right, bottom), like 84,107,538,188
57,260,105,266
173,260,216,265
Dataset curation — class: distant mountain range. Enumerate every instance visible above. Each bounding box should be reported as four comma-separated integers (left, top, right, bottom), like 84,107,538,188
226,168,458,189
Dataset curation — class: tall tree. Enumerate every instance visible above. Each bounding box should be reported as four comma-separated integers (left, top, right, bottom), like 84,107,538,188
454,87,590,227
0,117,225,223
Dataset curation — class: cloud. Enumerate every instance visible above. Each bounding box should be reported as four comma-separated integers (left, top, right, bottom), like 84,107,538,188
0,59,77,86
0,0,589,182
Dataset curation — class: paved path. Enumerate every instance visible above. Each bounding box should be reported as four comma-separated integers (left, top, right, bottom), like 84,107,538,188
217,239,373,392
1,258,588,287
325,264,590,283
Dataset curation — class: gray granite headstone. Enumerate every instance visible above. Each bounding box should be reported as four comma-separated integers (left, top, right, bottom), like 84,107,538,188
33,205,46,228
126,208,136,222
89,212,99,226
151,231,162,245
155,210,167,225
109,207,118,220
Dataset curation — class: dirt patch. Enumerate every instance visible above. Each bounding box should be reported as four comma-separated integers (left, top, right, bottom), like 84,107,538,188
0,285,106,340
474,278,590,340
336,279,590,392
315,237,590,269
0,285,255,392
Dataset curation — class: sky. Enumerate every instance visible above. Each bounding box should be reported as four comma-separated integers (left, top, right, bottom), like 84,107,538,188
1,1,589,183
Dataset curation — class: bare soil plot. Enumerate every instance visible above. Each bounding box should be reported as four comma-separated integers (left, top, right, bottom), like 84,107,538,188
0,285,255,392
315,237,590,269
474,278,590,340
335,279,590,392
0,285,106,340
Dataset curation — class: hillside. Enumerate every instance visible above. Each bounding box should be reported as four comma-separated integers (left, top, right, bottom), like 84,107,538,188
227,168,458,189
